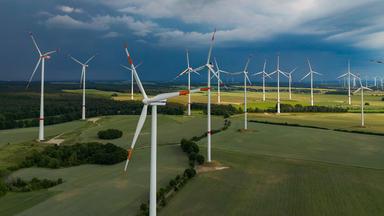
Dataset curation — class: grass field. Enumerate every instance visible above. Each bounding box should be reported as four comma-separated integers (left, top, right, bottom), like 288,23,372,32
246,112,384,133
0,115,224,216
160,118,384,216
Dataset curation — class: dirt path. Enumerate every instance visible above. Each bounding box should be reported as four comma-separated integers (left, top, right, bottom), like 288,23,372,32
196,161,229,173
45,133,65,145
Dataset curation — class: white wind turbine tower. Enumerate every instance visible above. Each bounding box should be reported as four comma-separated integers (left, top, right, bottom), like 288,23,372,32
337,60,357,105
174,49,200,115
252,60,271,102
193,29,222,162
268,55,288,114
237,57,252,129
69,54,96,120
123,45,206,216
286,68,297,100
354,77,372,127
121,59,142,101
301,58,321,106
213,58,229,104
26,32,57,141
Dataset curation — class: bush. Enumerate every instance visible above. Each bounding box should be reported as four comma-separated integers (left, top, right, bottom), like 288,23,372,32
365,102,370,106
0,180,8,197
196,154,205,165
97,129,123,140
184,168,196,179
5,177,63,194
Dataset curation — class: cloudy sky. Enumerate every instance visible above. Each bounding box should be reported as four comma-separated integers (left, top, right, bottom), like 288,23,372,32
0,0,384,82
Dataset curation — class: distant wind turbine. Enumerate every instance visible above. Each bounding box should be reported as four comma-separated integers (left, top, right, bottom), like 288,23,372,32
286,68,297,100
301,58,321,106
193,29,222,162
354,77,372,127
69,54,97,120
26,32,57,141
214,58,230,104
268,55,288,113
252,60,271,102
223,56,252,130
174,49,200,115
337,60,357,105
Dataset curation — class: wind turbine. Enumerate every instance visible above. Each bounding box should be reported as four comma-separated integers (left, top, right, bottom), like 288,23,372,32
286,68,297,100
68,54,96,120
123,45,206,216
337,60,357,105
213,58,229,104
26,32,57,141
301,58,321,106
354,77,373,127
237,57,252,130
252,60,271,102
121,61,142,100
268,55,288,114
174,49,200,115
193,29,222,162
221,57,252,129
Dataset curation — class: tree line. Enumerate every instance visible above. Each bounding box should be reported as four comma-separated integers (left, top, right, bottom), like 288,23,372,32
0,177,63,197
0,93,184,130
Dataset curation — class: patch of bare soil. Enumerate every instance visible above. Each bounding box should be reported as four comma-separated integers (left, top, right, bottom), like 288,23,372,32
196,161,229,173
87,117,101,124
45,133,65,145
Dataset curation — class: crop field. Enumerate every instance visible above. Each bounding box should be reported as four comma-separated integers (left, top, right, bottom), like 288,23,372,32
68,87,384,111
160,118,384,216
246,112,384,133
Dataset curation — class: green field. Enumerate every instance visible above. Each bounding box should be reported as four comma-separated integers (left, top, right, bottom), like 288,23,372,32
0,115,223,216
160,117,384,216
246,112,384,133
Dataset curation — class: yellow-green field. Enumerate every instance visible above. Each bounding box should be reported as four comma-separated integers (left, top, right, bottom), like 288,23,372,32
65,87,384,111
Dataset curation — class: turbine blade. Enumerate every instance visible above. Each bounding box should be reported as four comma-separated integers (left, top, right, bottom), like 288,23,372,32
307,58,313,72
208,65,223,83
121,64,133,71
194,65,206,72
69,55,84,66
125,45,148,99
337,73,348,79
124,105,148,171
214,57,219,71
251,71,263,76
353,88,362,94
363,87,373,91
85,55,97,64
289,68,297,74
301,72,311,81
313,71,322,76
29,32,42,56
244,56,251,72
26,58,41,88
186,49,190,68
175,68,189,79
206,29,216,65
44,50,57,56
268,71,277,76
245,73,252,85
